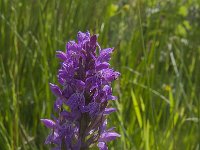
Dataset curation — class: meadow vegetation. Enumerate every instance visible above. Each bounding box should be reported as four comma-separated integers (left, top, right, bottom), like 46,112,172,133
0,0,200,149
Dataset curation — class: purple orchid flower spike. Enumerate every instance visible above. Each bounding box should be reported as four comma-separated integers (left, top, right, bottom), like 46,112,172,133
41,31,120,150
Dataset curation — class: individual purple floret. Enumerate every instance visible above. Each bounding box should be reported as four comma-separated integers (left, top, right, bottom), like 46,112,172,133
41,31,120,150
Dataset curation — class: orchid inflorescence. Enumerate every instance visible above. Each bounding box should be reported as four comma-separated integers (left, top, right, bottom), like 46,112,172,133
41,31,120,150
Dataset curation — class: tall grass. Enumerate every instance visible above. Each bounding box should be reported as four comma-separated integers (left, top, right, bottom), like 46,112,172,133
0,0,199,149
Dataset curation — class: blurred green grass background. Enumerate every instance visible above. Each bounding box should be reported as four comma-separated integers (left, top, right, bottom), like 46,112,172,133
0,0,200,149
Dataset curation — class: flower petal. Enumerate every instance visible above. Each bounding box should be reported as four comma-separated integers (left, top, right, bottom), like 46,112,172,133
107,95,117,101
73,79,85,91
84,102,100,116
97,142,108,150
97,48,114,63
101,69,120,82
62,84,74,98
90,35,97,48
77,31,90,44
54,98,63,111
66,41,77,52
45,131,59,144
49,83,62,97
41,119,56,129
96,62,110,71
56,51,67,61
99,132,120,142
66,93,85,110
104,108,117,115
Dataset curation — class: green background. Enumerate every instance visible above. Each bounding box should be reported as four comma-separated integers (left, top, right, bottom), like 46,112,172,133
0,0,200,149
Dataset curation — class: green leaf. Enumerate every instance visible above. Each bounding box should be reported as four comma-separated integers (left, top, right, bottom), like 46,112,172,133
131,90,142,128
